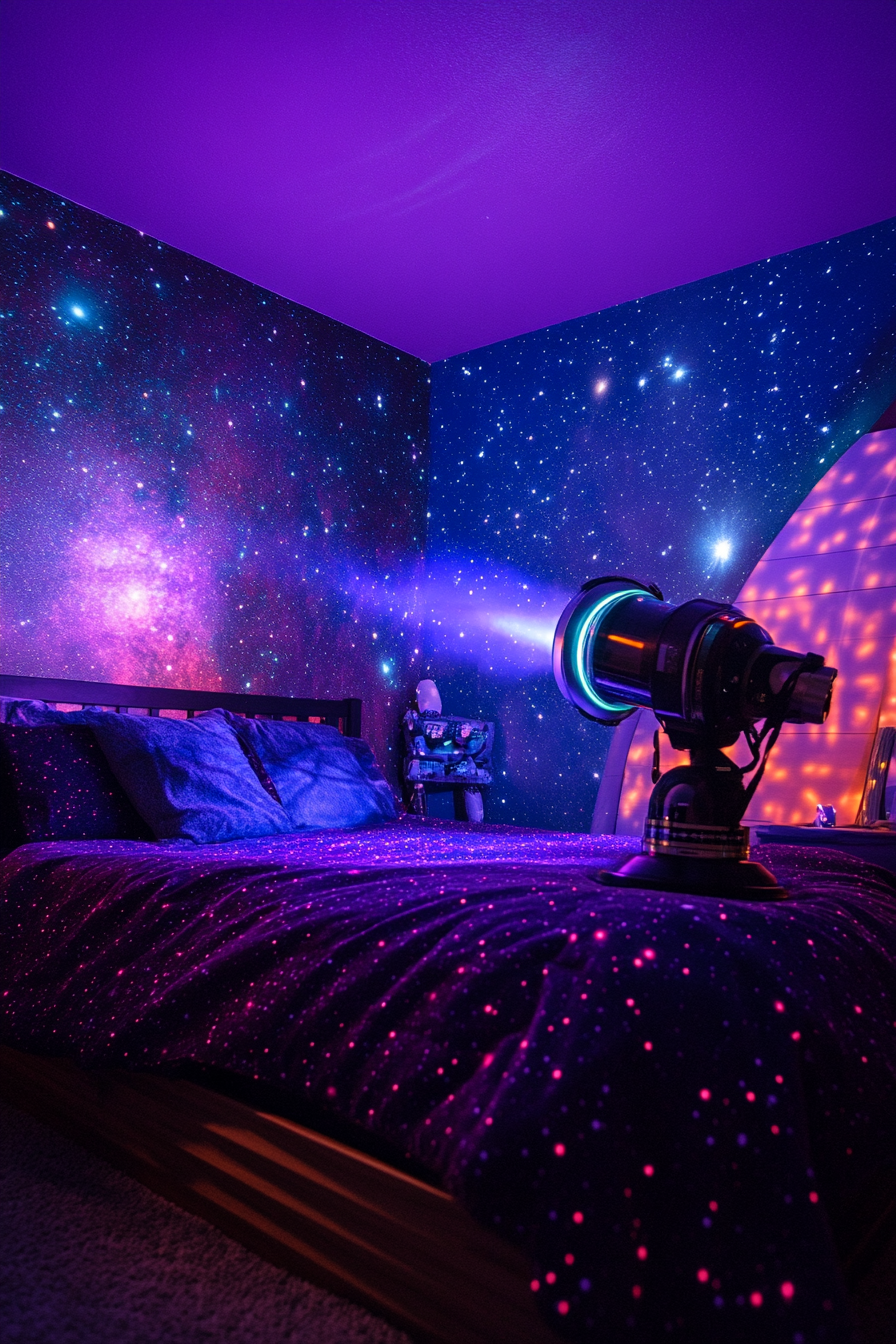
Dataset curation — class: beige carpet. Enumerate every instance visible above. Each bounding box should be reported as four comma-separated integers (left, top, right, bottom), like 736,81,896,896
0,1100,412,1344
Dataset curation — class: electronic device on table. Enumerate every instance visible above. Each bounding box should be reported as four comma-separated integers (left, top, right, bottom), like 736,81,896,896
402,679,493,822
552,576,838,898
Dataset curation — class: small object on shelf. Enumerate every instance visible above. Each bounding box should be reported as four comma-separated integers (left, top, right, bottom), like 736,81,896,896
402,680,493,823
814,804,836,828
415,678,442,715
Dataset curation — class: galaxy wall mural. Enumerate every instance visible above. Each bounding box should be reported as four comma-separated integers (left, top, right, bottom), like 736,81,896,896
0,172,430,781
425,220,896,830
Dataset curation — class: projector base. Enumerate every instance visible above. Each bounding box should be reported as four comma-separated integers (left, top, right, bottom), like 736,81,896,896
599,852,787,900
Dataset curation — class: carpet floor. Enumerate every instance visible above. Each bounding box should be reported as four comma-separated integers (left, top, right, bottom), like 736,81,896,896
0,1100,412,1344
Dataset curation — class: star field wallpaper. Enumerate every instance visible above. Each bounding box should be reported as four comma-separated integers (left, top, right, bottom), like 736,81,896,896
425,219,896,830
0,172,430,782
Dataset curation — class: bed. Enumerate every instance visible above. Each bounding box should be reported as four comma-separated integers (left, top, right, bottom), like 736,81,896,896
1,674,895,1344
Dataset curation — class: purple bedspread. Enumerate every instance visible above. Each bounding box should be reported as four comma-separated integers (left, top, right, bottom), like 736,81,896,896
2,817,895,1344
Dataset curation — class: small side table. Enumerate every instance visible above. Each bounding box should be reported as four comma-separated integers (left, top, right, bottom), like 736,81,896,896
402,711,493,823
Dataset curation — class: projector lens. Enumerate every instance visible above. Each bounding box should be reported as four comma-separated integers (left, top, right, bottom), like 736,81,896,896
553,578,672,723
553,576,836,739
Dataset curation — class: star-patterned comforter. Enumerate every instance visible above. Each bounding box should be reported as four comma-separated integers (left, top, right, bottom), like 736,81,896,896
1,817,894,1343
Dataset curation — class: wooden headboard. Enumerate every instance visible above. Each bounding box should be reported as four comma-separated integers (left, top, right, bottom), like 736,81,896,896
0,673,362,738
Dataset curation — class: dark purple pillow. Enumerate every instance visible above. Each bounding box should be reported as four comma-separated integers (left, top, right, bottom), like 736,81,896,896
0,723,153,850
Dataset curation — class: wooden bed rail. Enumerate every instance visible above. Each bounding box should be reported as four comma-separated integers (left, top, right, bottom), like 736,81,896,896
0,674,362,738
0,1047,560,1344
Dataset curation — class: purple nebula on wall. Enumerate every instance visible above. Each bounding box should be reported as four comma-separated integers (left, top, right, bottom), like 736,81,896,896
0,172,430,778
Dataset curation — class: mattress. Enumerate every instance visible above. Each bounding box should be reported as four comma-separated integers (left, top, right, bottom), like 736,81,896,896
2,817,895,1343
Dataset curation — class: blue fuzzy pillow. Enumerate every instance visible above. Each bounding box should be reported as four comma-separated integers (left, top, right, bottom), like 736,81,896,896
85,711,294,844
212,712,398,831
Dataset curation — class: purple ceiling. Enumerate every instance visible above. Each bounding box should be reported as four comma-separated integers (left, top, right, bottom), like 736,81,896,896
2,0,894,362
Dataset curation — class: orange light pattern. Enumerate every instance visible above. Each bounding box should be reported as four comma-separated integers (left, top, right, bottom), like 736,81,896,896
616,427,896,833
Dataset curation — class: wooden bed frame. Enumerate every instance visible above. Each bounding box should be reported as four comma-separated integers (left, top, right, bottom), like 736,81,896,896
0,673,558,1344
0,673,363,737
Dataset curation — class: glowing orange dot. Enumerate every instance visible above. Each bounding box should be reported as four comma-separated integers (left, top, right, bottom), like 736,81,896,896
46,220,55,229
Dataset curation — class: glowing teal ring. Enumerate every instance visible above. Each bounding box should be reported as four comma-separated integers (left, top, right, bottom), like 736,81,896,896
571,586,645,716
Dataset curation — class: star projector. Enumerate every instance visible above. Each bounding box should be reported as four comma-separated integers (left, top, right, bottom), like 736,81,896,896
553,577,837,898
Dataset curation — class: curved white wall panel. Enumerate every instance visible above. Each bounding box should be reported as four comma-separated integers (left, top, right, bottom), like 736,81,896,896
613,425,896,834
